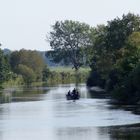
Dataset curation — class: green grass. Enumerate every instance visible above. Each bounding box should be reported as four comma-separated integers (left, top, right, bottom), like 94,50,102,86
49,66,90,73
47,66,91,84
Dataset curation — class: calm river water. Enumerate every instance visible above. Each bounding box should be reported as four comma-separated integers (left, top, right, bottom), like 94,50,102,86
0,84,140,140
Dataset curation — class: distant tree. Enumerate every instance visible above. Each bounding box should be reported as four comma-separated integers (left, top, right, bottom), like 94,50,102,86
46,50,71,66
10,49,45,81
16,64,36,84
48,20,91,71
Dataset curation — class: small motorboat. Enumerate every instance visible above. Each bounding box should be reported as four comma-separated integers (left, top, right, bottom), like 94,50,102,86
66,92,80,100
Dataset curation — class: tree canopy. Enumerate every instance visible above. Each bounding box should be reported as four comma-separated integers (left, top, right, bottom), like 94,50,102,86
48,20,92,70
10,49,45,82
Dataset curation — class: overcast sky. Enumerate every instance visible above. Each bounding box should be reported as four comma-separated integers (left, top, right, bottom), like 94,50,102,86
0,0,140,51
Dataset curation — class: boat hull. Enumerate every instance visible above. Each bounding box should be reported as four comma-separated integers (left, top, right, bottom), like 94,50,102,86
66,94,80,100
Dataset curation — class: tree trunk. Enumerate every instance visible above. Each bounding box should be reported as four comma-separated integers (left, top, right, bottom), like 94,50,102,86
75,68,79,89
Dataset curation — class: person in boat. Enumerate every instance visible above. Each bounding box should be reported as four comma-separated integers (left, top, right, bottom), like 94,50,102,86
72,88,76,95
72,88,79,99
67,90,71,96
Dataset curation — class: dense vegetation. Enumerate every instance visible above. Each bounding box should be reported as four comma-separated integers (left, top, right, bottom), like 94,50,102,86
0,48,89,87
0,49,51,86
49,13,140,104
47,67,90,85
86,13,140,104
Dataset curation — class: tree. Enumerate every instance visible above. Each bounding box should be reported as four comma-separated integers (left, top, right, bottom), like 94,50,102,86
106,13,140,51
10,49,45,81
116,32,140,75
16,64,36,84
0,48,10,84
87,13,140,88
48,20,91,71
110,32,140,104
87,25,114,87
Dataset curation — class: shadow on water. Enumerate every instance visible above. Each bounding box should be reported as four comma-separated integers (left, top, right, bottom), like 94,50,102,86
88,87,140,115
54,123,140,140
87,87,109,99
0,86,50,103
99,124,140,140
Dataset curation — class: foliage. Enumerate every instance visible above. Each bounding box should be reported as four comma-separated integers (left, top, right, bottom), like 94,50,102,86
47,67,90,85
10,49,45,82
84,13,140,104
112,63,140,104
16,64,36,84
106,13,140,51
116,32,140,75
2,74,24,87
42,65,51,81
87,71,105,88
0,49,10,84
110,32,140,104
48,20,92,70
88,13,140,84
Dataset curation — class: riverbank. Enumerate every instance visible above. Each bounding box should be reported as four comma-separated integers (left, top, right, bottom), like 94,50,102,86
1,67,90,89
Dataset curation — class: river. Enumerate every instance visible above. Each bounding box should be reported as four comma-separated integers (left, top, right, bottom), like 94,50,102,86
0,84,140,140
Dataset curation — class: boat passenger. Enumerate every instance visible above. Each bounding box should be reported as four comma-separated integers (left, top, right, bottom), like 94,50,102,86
67,90,71,96
72,88,76,95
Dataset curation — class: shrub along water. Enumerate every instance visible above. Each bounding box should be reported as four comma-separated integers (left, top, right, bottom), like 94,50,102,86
47,67,90,85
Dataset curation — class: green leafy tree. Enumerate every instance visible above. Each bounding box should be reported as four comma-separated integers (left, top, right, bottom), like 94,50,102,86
48,20,91,71
87,13,140,88
87,25,113,87
116,32,140,75
16,64,36,84
106,13,140,51
111,32,140,104
10,49,45,81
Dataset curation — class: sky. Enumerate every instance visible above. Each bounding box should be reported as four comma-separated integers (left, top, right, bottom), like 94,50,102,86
0,0,140,51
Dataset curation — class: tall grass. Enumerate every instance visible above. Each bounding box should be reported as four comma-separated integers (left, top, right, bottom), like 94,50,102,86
47,66,90,85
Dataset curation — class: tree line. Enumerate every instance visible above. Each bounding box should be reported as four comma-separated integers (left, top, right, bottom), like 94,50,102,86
0,49,50,86
48,13,140,104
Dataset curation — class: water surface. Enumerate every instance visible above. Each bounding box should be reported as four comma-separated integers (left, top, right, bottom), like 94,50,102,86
0,84,140,140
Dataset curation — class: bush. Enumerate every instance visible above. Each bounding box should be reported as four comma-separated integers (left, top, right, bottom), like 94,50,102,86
16,64,36,84
42,65,51,81
105,69,122,92
87,71,105,88
112,63,140,104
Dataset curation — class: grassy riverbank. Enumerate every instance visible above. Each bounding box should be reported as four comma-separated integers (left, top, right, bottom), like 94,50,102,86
47,66,90,85
1,67,90,88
